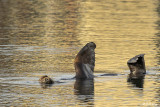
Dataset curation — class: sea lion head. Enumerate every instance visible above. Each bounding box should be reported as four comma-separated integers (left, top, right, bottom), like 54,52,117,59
86,42,96,49
39,75,54,84
74,42,96,79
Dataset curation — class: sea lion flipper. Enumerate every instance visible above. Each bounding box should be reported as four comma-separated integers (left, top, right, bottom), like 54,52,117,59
127,54,145,64
127,54,146,79
82,64,94,78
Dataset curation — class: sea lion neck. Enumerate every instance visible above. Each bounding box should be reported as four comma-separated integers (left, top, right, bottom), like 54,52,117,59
74,42,96,79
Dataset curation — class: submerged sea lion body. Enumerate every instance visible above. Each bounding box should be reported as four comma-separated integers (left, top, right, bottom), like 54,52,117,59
74,42,96,79
39,75,54,84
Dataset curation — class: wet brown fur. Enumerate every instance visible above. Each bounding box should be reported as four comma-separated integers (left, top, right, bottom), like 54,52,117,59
74,42,96,79
39,75,54,84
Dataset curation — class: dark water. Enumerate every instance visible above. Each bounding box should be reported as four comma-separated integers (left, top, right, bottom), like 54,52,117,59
0,0,160,106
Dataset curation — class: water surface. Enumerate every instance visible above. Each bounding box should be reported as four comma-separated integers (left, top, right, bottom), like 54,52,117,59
0,0,160,106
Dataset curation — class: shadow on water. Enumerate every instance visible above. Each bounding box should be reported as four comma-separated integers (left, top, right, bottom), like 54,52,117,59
74,79,94,106
155,1,160,106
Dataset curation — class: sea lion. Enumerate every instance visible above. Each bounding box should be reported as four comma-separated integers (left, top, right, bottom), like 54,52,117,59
127,54,146,88
39,75,54,84
74,42,96,79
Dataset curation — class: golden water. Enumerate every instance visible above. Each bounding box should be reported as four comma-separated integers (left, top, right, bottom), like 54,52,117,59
0,0,159,106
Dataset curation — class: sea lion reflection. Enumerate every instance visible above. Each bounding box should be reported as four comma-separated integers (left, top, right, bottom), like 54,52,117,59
74,79,94,105
74,79,94,95
127,76,144,88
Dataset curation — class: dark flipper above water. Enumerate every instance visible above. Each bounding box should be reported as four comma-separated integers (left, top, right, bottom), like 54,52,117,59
127,54,146,78
74,42,96,79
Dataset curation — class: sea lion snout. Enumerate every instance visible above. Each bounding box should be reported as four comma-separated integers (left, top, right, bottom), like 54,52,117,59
87,42,96,49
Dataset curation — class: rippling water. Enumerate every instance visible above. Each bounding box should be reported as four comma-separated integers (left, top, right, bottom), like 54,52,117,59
0,0,160,106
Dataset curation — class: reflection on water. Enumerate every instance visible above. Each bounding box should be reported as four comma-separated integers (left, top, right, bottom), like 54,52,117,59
127,76,145,88
0,0,160,106
40,83,53,89
74,79,94,106
74,79,94,95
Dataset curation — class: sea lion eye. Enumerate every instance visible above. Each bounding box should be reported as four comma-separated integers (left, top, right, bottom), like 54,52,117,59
45,78,49,81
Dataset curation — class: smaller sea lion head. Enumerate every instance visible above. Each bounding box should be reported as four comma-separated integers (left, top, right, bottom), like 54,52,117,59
39,75,54,84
